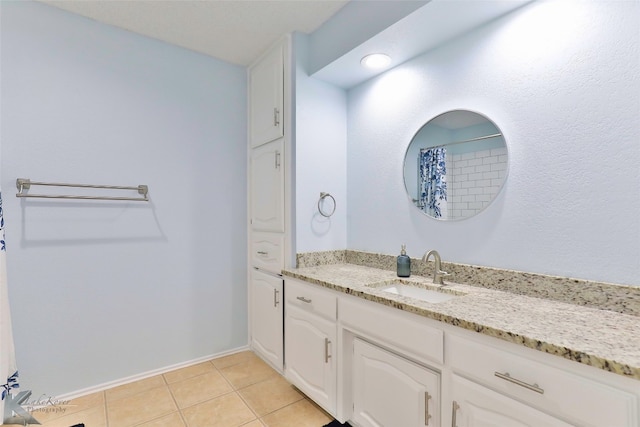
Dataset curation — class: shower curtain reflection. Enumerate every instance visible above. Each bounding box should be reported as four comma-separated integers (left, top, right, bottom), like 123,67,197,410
0,190,20,423
419,147,448,219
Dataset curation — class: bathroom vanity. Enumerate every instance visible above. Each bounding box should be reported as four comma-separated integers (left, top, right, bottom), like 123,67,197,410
281,256,640,427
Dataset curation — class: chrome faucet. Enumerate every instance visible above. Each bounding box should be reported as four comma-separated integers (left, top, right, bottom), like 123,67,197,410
422,250,450,285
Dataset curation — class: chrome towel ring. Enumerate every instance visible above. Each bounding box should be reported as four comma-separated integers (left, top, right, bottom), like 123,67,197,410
318,192,336,217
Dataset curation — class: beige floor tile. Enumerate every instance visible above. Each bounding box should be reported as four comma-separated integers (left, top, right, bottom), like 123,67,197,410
211,351,259,370
70,390,105,410
106,375,166,402
164,362,218,384
169,370,234,409
181,392,256,427
36,404,107,427
238,376,303,416
14,351,326,427
107,385,176,426
135,411,186,427
261,399,332,427
219,357,278,390
28,391,104,423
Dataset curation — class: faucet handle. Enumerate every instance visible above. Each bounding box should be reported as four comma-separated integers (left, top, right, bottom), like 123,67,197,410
434,269,450,285
438,269,450,277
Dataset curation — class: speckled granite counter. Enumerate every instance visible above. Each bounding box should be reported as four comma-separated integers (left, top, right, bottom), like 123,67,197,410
282,262,640,381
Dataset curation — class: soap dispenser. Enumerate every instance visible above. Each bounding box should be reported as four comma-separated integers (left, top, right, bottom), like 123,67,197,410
397,244,411,277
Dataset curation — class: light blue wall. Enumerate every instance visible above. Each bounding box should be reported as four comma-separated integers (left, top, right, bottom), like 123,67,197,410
1,1,248,396
345,0,640,285
293,33,348,253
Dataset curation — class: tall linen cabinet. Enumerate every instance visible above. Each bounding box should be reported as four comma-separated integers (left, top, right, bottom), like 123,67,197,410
248,37,292,372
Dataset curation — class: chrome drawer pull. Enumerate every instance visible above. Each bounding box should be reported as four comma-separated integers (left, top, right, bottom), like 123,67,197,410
424,391,432,426
494,371,544,394
451,401,459,427
325,338,331,363
296,296,312,304
257,251,268,256
275,150,281,169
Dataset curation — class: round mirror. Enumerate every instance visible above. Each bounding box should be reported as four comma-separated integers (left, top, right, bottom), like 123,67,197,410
403,110,508,220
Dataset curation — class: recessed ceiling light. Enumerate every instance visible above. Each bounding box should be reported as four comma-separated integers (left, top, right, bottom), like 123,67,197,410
360,53,391,69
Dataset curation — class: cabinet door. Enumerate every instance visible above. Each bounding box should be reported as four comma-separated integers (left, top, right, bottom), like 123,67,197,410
250,269,283,370
250,43,283,147
285,303,336,414
251,139,284,232
352,338,440,427
451,374,575,427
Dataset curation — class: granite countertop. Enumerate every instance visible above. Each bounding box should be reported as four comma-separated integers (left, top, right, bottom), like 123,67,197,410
282,263,640,381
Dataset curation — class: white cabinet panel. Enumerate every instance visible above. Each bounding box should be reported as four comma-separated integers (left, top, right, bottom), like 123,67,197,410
451,374,575,427
250,232,284,274
285,303,337,414
249,43,283,148
340,295,444,365
352,338,440,427
286,278,336,321
251,139,284,232
250,269,283,370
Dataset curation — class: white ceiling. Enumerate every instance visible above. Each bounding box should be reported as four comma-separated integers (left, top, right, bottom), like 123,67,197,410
38,0,349,66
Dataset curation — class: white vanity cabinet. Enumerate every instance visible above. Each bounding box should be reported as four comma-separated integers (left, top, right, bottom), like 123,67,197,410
338,294,444,426
248,37,289,371
283,276,640,427
250,268,283,370
353,338,440,427
284,279,337,415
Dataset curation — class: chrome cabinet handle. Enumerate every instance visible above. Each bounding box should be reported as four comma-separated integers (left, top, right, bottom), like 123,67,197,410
451,401,459,427
275,151,281,169
273,289,280,307
274,107,280,126
424,392,432,426
324,338,331,363
257,251,268,256
494,371,544,394
296,296,312,304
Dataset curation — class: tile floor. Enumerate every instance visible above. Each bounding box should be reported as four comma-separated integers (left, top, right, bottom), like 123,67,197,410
12,351,333,427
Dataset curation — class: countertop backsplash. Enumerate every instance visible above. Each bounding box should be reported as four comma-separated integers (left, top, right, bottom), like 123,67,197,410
295,250,640,317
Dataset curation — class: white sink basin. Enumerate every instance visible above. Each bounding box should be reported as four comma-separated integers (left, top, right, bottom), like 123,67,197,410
370,280,463,304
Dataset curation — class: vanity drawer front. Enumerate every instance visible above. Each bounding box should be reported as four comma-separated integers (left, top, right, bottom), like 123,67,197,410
286,278,337,321
447,334,637,427
340,295,444,366
250,232,285,274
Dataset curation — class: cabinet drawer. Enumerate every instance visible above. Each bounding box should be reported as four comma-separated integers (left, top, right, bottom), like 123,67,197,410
250,232,284,274
286,279,337,321
341,296,444,366
451,374,574,427
447,334,637,427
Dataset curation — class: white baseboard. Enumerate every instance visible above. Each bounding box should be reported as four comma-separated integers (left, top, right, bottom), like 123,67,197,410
55,345,251,401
